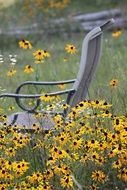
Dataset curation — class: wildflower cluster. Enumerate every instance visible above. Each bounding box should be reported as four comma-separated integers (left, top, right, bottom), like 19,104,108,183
18,39,51,74
0,30,126,190
33,49,50,64
0,99,126,189
17,39,77,77
22,0,71,19
19,40,32,49
0,123,30,189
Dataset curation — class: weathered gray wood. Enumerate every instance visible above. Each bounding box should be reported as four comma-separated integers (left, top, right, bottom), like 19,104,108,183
81,17,127,31
68,27,103,107
7,112,54,130
73,9,121,22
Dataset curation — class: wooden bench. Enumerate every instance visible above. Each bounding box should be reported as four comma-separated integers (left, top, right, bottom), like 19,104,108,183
0,18,115,129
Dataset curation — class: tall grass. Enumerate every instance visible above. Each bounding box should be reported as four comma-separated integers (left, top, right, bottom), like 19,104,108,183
0,30,127,114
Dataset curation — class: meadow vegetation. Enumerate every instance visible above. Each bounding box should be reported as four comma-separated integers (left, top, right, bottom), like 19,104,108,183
0,0,127,189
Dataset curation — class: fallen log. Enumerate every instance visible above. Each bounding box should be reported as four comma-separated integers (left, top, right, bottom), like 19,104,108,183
80,17,127,31
73,9,122,22
0,9,126,36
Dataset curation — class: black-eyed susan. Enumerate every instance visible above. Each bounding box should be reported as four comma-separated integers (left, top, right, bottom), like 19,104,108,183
57,84,66,89
65,44,77,54
33,49,44,60
0,114,7,122
112,160,122,169
40,94,53,102
53,95,61,101
31,123,42,133
44,169,54,180
8,106,15,111
90,183,99,190
112,29,122,38
19,39,32,49
7,69,16,77
47,104,56,111
119,152,127,165
60,174,73,189
81,153,88,162
70,153,79,161
90,151,99,161
54,132,70,145
91,170,107,183
33,49,50,61
43,50,51,58
71,138,83,149
118,168,127,182
108,150,116,158
109,79,118,88
24,65,34,73
27,171,43,183
34,59,44,64
87,140,99,149
5,147,17,157
61,103,70,110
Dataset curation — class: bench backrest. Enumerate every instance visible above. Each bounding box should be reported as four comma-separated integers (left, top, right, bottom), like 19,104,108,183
67,19,114,107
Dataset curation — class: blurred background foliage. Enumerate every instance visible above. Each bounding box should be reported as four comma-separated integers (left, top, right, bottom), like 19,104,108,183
0,0,127,28
0,0,127,49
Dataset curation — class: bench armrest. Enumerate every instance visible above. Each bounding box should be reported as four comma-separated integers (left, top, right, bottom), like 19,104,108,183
0,88,75,112
15,79,75,93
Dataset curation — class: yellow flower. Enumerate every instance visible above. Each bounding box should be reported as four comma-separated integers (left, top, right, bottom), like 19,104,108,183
112,30,122,38
90,184,99,190
33,49,44,60
12,160,29,175
71,138,83,149
65,44,77,54
112,160,122,169
109,79,118,88
57,84,66,89
118,168,127,182
5,147,17,157
24,65,34,73
43,50,50,58
54,132,70,145
33,49,50,60
19,39,32,49
44,169,54,180
31,123,42,133
90,151,99,161
60,174,73,189
7,69,16,77
81,153,88,162
34,59,44,64
61,103,70,110
40,94,53,102
100,109,112,118
8,106,15,111
92,170,107,183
